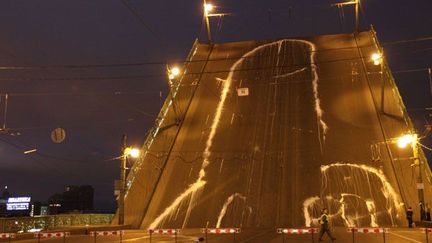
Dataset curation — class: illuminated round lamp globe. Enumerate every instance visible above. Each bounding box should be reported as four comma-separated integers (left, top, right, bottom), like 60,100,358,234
204,3,214,13
371,53,382,65
124,147,141,158
171,67,180,76
397,134,415,148
128,148,141,158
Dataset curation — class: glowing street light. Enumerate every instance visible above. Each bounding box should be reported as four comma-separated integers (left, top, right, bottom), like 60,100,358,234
371,51,386,112
202,1,228,43
171,67,180,76
332,0,360,33
371,52,382,66
124,147,140,158
397,134,416,148
168,66,181,81
373,131,427,216
204,3,214,15
118,134,141,225
396,133,425,216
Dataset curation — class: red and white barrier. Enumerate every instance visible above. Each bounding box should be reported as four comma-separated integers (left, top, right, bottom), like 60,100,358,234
277,228,318,234
422,228,432,233
90,230,123,236
202,228,240,234
0,233,16,238
34,232,70,238
347,228,388,233
149,229,180,234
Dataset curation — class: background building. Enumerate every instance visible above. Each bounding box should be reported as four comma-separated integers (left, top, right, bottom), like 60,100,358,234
48,185,94,214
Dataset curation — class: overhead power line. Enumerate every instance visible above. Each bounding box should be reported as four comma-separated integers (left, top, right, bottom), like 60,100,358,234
4,91,153,97
120,0,168,50
0,65,430,84
0,39,429,71
383,36,432,46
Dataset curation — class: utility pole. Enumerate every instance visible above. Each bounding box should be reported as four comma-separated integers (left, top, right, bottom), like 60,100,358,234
355,0,360,33
118,134,127,225
379,51,385,112
413,134,425,220
203,0,212,43
428,68,432,97
0,94,11,135
202,1,228,43
332,0,360,33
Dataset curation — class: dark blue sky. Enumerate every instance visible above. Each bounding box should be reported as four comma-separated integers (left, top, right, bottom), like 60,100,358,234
0,0,430,211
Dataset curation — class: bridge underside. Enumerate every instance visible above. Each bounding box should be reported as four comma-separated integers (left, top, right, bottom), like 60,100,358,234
117,31,432,229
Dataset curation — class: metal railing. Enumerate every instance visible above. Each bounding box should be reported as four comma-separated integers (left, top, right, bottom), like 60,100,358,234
0,214,113,233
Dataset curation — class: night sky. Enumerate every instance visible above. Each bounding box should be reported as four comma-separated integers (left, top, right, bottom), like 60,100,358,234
0,0,430,212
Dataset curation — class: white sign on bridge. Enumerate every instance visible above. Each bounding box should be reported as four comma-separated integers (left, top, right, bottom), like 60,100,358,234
237,87,249,96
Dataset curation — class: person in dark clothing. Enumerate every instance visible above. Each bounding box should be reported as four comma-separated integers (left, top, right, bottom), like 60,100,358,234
420,202,426,221
407,206,414,228
426,203,431,221
318,208,336,241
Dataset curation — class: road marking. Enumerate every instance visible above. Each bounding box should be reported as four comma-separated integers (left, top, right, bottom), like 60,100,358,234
230,113,235,124
205,114,210,125
219,158,224,173
120,236,149,242
388,231,422,243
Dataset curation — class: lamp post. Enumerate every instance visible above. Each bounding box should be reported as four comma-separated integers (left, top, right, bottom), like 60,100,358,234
332,0,360,33
355,0,360,33
371,52,384,112
202,1,228,43
167,66,182,121
118,134,140,225
397,133,425,220
203,1,213,43
372,133,427,220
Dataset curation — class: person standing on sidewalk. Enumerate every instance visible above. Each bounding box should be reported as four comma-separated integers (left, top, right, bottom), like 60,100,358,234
318,208,336,242
407,206,414,228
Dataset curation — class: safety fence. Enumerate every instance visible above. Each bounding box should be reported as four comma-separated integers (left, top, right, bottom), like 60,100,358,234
202,228,240,243
149,229,180,243
34,232,70,243
89,230,123,243
277,228,318,243
0,233,15,243
347,227,388,243
0,227,431,242
142,227,432,243
423,228,432,243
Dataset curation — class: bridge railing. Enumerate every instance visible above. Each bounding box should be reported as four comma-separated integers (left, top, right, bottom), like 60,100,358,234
0,214,113,233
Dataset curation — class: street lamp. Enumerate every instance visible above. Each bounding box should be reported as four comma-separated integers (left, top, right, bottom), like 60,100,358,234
124,147,140,158
203,1,213,43
332,0,360,33
118,134,141,225
202,1,228,43
204,3,214,14
371,132,426,220
168,66,181,82
166,66,182,121
371,52,382,66
371,51,385,112
396,133,425,220
397,134,416,149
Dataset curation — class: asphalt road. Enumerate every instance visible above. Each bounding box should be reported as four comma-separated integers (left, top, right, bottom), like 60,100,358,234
121,31,432,229
4,228,431,243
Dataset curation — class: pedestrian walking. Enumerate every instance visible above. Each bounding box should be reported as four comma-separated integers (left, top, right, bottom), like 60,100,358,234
318,208,336,242
407,206,414,228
